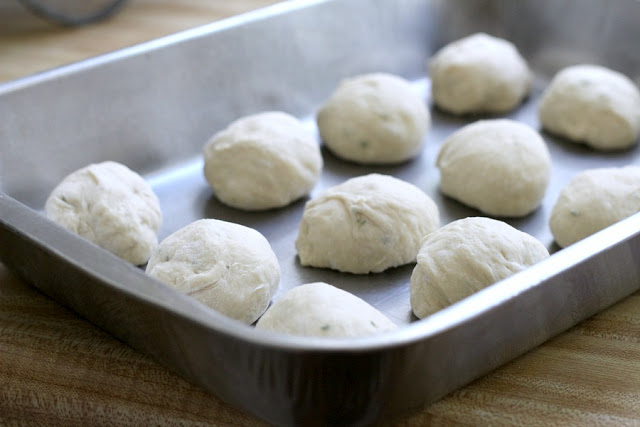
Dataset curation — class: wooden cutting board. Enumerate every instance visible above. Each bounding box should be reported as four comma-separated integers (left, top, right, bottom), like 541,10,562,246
1,1,640,424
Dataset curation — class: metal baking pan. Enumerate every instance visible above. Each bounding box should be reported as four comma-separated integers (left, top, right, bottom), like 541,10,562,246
1,0,640,424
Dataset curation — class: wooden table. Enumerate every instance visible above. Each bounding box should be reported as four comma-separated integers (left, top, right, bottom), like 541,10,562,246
2,1,640,425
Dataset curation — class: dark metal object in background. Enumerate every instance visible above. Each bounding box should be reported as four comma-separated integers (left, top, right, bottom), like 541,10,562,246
18,0,127,26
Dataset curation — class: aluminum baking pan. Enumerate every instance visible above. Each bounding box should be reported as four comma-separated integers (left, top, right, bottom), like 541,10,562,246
1,0,640,425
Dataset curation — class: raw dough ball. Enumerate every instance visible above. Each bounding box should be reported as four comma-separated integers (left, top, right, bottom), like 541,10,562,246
550,166,640,248
296,174,440,274
410,217,549,318
146,219,280,324
45,161,162,265
203,111,323,210
255,282,397,338
316,73,430,164
437,119,551,217
538,65,640,150
429,33,531,115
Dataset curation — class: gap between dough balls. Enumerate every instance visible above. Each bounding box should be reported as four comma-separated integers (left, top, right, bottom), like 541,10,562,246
44,161,162,266
410,217,549,318
428,32,531,115
436,119,551,217
317,73,430,164
296,173,440,274
538,64,640,150
255,282,397,338
146,219,280,325
203,111,323,211
550,166,640,248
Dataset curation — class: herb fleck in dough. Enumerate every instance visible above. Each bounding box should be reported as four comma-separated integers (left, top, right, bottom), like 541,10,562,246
317,73,430,164
203,111,322,211
437,119,551,217
296,174,439,274
146,219,280,324
538,65,640,150
429,33,531,115
550,166,640,248
410,217,549,318
45,161,162,265
255,282,397,338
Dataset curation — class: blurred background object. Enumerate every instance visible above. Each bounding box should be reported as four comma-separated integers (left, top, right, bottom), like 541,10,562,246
17,0,128,26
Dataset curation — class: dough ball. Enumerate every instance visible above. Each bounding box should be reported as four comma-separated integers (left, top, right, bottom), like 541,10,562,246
146,219,280,324
296,173,440,274
45,161,162,265
316,73,430,164
550,166,640,248
203,111,323,210
437,119,551,217
410,217,549,318
255,282,397,338
538,65,640,150
429,33,531,115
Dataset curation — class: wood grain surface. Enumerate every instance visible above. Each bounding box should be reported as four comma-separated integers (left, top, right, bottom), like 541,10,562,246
2,1,640,425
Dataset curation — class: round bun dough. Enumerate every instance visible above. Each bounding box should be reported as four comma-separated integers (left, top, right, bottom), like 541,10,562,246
316,73,430,164
437,119,551,217
45,161,162,265
410,217,549,318
550,166,640,248
538,65,640,150
146,219,280,324
203,111,323,210
296,173,440,274
429,33,531,115
255,282,397,338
